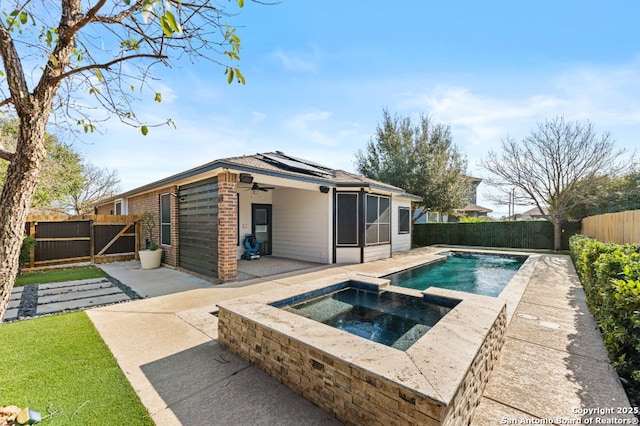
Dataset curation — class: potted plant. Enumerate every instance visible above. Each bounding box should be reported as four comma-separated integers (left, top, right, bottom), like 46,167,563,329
139,211,163,269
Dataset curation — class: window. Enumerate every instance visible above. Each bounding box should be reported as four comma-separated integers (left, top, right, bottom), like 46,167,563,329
365,194,390,245
336,193,358,245
399,207,411,234
160,194,171,246
114,200,122,215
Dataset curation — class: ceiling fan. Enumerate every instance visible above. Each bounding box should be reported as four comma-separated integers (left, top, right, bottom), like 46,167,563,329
249,183,275,192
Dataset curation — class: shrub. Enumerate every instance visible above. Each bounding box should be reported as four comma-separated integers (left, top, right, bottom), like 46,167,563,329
19,235,36,265
569,234,640,385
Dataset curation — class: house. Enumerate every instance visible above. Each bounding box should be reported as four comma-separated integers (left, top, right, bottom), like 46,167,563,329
95,151,421,282
414,176,492,223
509,206,548,221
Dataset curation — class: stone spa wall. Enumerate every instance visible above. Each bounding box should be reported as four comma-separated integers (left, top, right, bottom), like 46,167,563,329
217,275,507,426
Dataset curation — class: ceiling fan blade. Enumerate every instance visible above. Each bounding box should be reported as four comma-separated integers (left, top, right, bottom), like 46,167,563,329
251,183,275,191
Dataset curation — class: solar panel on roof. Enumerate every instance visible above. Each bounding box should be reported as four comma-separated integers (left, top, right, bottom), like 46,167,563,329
275,151,330,170
261,154,332,176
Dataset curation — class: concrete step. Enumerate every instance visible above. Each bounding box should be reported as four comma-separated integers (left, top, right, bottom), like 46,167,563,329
38,278,110,290
38,281,115,297
38,286,127,305
37,293,131,314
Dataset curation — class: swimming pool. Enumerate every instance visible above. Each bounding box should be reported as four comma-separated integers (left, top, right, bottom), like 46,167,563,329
386,251,528,297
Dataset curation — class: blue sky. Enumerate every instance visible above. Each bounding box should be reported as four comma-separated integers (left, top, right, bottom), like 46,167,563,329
80,1,640,217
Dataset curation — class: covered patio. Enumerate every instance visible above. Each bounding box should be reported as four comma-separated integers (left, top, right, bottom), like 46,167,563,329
236,256,326,281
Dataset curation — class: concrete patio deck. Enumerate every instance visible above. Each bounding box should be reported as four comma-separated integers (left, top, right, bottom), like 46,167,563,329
86,249,634,425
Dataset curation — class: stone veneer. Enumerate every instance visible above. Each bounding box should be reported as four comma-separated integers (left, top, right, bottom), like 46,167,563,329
217,274,507,426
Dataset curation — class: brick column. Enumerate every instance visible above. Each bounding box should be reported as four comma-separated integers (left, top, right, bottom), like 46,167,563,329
217,172,238,282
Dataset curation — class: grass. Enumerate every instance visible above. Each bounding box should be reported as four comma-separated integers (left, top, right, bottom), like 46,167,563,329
16,266,109,286
0,312,153,425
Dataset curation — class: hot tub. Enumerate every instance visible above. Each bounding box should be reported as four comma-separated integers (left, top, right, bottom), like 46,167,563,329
217,274,507,426
272,281,455,351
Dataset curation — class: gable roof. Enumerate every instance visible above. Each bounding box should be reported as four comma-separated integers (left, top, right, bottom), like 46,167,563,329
458,203,493,214
97,151,421,204
521,206,548,216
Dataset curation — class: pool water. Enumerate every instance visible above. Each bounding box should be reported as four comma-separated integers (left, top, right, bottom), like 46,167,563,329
284,287,452,351
387,251,527,297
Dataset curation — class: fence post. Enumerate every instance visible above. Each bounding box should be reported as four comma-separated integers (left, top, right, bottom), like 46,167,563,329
28,220,36,269
89,218,95,265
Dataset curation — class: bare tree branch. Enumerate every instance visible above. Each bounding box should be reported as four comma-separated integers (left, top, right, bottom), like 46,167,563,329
0,147,14,161
481,116,632,250
56,53,168,82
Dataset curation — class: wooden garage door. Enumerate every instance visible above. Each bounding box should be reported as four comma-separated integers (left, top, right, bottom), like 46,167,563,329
179,178,218,277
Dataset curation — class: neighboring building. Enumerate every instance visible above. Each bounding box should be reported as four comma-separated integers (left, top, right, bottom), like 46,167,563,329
95,151,421,282
414,176,492,223
508,206,548,221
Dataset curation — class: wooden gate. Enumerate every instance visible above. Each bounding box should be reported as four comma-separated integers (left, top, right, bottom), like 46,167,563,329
24,214,140,268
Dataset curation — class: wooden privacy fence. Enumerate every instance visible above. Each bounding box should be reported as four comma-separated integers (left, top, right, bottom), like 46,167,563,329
23,214,141,269
581,209,640,244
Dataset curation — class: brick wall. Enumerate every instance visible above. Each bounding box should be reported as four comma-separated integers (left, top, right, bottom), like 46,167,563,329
217,172,238,281
128,186,178,267
95,203,113,215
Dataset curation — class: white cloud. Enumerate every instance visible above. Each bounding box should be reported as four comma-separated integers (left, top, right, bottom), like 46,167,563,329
272,46,320,73
283,110,360,148
284,110,336,146
251,111,266,124
399,61,640,155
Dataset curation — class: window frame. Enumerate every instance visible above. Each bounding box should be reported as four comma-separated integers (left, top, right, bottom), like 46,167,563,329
160,193,171,246
365,194,391,245
398,206,411,234
336,192,359,246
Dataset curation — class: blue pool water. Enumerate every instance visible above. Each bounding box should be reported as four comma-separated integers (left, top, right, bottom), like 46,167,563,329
282,286,452,351
386,251,528,297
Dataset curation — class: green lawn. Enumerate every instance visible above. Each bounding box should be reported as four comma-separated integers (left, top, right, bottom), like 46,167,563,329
16,266,109,286
0,312,153,425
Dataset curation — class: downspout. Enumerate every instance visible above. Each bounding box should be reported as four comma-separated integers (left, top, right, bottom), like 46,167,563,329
332,188,337,264
359,188,366,263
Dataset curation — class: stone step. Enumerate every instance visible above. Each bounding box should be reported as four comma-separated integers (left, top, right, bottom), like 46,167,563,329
38,281,115,297
38,278,110,290
4,308,18,322
38,287,124,305
37,293,131,315
9,286,24,302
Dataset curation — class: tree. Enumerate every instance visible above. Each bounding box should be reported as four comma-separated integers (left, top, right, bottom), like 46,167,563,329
63,163,121,215
0,0,252,323
565,171,640,220
480,116,630,250
1,117,84,210
355,109,470,223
